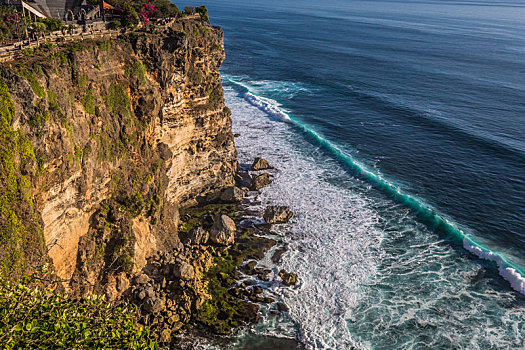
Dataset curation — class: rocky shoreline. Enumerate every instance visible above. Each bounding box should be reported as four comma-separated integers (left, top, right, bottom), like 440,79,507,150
122,157,301,348
0,11,302,347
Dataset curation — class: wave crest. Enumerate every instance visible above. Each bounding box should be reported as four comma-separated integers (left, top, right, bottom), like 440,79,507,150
225,76,525,296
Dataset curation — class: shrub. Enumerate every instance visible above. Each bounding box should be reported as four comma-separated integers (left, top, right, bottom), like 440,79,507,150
188,70,203,85
21,48,34,57
108,20,121,30
208,88,222,108
126,60,146,85
98,40,111,52
51,51,68,65
19,69,45,98
0,78,43,279
195,6,209,22
39,17,64,32
106,84,131,117
82,88,96,115
78,75,87,87
0,280,160,348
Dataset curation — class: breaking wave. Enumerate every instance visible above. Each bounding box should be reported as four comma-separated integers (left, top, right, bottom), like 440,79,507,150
224,76,525,296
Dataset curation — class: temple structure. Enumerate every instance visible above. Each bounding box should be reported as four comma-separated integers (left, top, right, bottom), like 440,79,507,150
2,0,103,21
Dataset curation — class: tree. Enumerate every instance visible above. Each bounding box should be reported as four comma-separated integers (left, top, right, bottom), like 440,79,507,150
31,22,45,43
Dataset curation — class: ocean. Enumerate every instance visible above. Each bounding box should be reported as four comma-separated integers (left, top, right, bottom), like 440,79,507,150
179,0,525,348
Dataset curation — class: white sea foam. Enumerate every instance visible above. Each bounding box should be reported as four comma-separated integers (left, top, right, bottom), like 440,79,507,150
463,238,525,294
225,78,525,349
242,92,292,122
224,76,293,122
226,85,383,349
228,75,525,298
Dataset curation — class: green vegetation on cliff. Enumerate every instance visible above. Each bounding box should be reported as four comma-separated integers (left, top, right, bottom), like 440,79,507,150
0,77,44,279
0,279,159,349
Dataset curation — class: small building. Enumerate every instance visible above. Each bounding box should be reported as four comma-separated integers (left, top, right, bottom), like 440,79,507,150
100,1,120,21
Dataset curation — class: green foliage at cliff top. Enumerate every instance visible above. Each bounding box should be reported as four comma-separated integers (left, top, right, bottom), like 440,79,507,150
103,0,181,18
0,280,160,349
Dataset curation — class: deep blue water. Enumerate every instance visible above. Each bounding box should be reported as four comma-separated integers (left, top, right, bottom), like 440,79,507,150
177,1,525,348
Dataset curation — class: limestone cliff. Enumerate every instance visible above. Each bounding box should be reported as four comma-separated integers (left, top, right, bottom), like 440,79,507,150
0,16,238,297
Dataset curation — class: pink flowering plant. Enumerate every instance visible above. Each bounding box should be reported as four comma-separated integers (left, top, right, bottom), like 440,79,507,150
6,14,21,23
138,3,155,25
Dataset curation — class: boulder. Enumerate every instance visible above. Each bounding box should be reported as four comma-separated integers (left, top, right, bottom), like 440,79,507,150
255,267,272,281
251,157,272,170
134,273,150,285
184,226,209,245
278,270,298,286
250,172,272,190
159,329,172,343
271,247,288,263
277,302,289,313
210,215,236,245
263,206,294,224
157,142,172,161
173,261,195,280
249,295,265,303
237,301,260,323
220,186,244,203
243,260,257,275
143,294,165,314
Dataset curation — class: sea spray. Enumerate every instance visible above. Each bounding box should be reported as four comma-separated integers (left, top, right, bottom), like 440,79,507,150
224,76,525,296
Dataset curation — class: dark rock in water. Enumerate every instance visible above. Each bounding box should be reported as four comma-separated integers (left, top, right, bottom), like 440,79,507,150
277,302,289,313
228,288,241,298
252,285,263,295
271,247,288,263
237,171,253,188
243,260,257,275
183,226,209,245
249,295,265,303
263,297,275,304
234,133,241,137
264,206,294,224
250,172,272,190
255,267,272,281
237,301,260,323
220,186,244,203
279,270,298,286
210,215,236,245
251,157,272,171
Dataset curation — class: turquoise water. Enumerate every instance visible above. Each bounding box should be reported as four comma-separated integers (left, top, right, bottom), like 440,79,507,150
177,0,525,348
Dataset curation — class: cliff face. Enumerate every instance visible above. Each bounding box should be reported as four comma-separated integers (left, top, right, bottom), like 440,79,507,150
0,17,237,296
